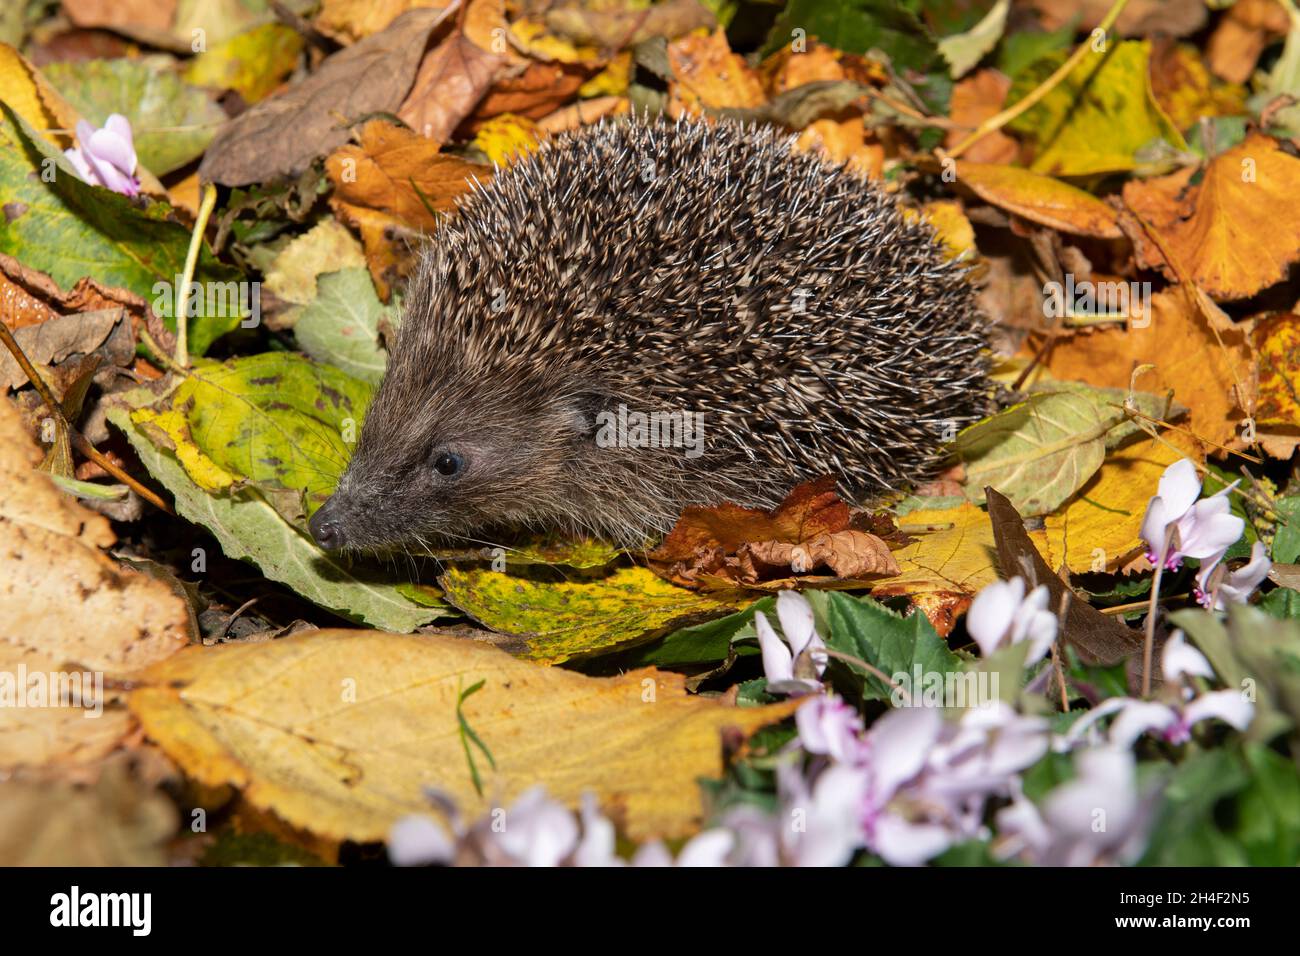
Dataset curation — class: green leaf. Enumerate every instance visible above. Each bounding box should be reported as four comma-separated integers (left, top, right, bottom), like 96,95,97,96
824,592,963,704
0,101,241,354
995,19,1075,80
1235,743,1300,865
763,0,940,71
956,385,1172,516
937,0,1008,79
1273,495,1300,564
635,597,774,666
129,352,371,518
295,268,391,384
1260,587,1300,620
1007,40,1186,177
43,56,227,176
1138,749,1249,866
107,401,446,633
1171,605,1300,745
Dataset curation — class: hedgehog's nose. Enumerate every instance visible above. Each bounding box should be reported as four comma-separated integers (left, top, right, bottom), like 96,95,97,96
309,497,347,551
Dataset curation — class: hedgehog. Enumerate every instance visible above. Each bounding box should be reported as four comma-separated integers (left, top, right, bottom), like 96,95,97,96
308,117,989,553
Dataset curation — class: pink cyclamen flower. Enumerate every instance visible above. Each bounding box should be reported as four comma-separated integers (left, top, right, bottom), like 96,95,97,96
1061,630,1253,750
387,814,455,866
1139,458,1243,571
755,590,827,696
795,693,868,764
996,746,1157,866
1195,540,1271,610
64,114,140,196
965,576,1057,664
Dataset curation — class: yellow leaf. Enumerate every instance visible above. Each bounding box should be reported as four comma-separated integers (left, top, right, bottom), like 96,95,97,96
1034,430,1200,573
131,406,238,492
579,51,632,97
873,503,998,635
472,113,542,166
920,200,976,261
440,565,733,664
1255,312,1300,428
509,17,602,65
129,629,800,842
1007,40,1185,177
0,42,79,146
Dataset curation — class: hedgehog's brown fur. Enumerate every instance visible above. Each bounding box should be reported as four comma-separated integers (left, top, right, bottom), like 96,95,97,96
309,117,988,552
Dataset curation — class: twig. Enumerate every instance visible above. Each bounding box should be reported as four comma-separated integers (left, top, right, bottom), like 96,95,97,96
0,321,173,515
945,0,1133,159
821,647,911,704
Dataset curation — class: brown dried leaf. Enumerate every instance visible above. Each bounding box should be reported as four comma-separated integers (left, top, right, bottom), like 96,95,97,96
0,397,190,770
199,6,457,186
546,0,714,48
326,120,490,295
649,477,897,589
945,69,1018,165
985,487,1149,687
1031,288,1254,451
0,758,177,865
397,0,509,143
652,476,850,563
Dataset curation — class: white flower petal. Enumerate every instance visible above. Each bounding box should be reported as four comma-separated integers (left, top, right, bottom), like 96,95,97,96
1184,689,1254,733
387,814,455,866
867,706,942,800
966,578,1023,656
755,610,794,686
675,828,734,867
871,814,954,867
1161,630,1214,683
1108,700,1179,749
1157,458,1202,518
775,590,817,659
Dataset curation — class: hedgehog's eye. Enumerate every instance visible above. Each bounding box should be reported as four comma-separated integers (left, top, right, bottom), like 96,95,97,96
433,451,464,477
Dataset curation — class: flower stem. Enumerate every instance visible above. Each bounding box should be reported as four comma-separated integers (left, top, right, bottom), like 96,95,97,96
945,0,1133,159
1141,539,1169,697
174,182,218,369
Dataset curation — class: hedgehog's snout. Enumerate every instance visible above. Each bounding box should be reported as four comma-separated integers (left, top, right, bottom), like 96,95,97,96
309,494,349,551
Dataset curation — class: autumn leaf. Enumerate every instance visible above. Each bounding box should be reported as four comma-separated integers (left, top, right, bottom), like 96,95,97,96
872,502,999,636
0,397,189,769
954,161,1122,238
1123,132,1300,300
1032,429,1202,574
438,565,734,663
199,7,456,186
668,29,766,115
1029,286,1254,451
129,629,800,842
1007,39,1186,176
326,120,490,295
